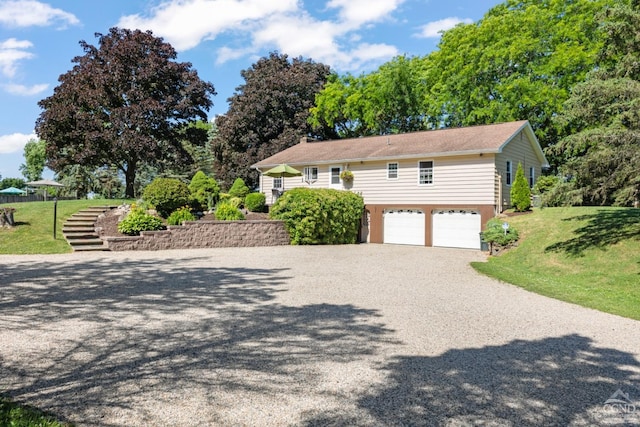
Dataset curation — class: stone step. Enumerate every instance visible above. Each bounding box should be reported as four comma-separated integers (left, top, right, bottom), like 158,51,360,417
63,206,118,252
71,213,102,219
73,244,110,252
63,231,99,239
63,226,95,232
67,238,105,246
64,219,96,226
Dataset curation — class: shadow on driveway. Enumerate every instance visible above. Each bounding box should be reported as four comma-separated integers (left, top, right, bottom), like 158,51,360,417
0,256,396,425
303,334,640,426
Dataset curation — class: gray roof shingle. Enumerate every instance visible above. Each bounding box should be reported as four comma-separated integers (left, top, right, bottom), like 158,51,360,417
253,120,541,168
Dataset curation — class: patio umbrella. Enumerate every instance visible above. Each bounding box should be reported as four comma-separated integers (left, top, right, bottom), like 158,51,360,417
263,164,302,191
26,179,64,201
0,186,26,195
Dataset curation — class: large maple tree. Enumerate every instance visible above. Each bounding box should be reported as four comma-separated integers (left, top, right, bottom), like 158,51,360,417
36,27,216,197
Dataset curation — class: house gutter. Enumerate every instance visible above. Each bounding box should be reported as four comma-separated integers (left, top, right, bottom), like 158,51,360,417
251,149,501,169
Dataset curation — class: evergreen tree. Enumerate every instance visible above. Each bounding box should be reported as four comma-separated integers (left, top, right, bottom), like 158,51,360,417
511,163,531,211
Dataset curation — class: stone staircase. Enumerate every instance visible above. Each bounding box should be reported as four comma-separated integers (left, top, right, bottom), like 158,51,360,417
63,206,116,252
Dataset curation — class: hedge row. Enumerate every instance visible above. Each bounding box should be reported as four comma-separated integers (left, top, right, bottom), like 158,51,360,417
269,188,364,245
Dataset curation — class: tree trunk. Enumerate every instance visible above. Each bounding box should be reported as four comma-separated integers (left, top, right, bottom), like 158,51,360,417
0,208,15,228
124,164,136,199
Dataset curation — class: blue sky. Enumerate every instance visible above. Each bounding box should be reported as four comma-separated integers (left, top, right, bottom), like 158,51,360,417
0,0,501,180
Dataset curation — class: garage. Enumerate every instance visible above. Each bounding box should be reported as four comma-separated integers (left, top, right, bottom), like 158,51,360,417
383,209,425,245
432,209,481,249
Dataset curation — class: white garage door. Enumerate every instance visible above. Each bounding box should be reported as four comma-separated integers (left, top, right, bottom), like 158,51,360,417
432,209,481,249
383,209,425,246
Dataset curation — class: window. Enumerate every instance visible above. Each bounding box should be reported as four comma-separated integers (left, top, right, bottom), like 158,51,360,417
506,161,512,185
304,166,318,183
419,161,433,185
387,162,398,179
273,177,282,189
330,166,341,186
529,167,535,188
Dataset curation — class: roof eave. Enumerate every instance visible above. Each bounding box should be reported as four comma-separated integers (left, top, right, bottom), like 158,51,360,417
252,149,501,169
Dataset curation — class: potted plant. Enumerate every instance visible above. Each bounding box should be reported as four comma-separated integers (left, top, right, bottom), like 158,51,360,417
340,169,354,183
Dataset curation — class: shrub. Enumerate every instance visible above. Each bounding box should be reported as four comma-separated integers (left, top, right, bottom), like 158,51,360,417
533,175,559,195
245,192,266,212
228,178,250,200
189,171,220,211
228,197,243,208
142,178,192,218
117,208,165,236
215,203,245,220
269,188,364,245
480,218,519,247
510,162,531,212
167,206,196,225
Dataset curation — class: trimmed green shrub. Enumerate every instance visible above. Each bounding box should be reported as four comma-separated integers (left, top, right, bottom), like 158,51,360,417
143,178,191,218
510,162,531,212
189,171,220,211
270,188,364,245
228,178,250,200
245,192,266,212
533,175,559,196
117,208,165,236
228,197,243,208
167,206,197,225
215,203,245,220
480,218,519,247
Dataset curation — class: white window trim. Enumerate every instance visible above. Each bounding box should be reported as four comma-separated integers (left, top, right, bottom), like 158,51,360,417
329,165,342,188
387,162,399,180
529,167,535,188
418,160,434,185
506,160,512,186
273,177,282,189
303,166,318,184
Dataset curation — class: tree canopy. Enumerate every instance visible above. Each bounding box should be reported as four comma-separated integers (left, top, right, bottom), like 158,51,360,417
423,0,612,156
552,0,640,206
19,138,46,182
35,27,216,198
309,0,612,163
309,56,430,137
211,52,335,189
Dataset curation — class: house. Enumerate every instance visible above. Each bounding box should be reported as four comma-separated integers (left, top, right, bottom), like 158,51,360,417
252,120,549,249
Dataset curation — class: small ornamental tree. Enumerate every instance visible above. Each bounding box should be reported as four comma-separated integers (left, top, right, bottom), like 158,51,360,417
228,178,250,200
143,177,191,217
189,171,220,210
510,162,531,211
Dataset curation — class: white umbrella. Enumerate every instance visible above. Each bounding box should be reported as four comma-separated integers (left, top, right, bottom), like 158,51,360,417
26,179,64,201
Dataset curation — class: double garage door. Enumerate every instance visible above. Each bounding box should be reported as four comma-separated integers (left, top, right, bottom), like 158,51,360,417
383,209,481,249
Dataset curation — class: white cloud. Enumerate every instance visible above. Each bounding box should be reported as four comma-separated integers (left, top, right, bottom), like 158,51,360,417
3,82,48,96
0,132,36,154
327,0,405,28
118,0,299,51
117,0,405,72
417,17,473,38
0,38,34,78
0,0,79,28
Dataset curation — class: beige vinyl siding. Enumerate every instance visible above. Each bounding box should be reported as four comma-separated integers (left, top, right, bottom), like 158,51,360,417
352,155,496,205
495,129,544,208
259,155,496,206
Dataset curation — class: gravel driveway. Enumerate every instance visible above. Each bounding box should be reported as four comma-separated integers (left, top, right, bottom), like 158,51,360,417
1,245,639,426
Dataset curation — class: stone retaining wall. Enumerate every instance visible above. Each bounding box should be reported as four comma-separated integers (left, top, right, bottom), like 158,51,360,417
103,220,290,251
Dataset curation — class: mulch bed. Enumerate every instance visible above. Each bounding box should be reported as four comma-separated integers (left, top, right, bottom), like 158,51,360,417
95,208,270,238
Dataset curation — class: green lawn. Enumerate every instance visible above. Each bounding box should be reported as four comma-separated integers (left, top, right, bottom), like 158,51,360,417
1,395,72,427
0,199,126,254
472,207,640,320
